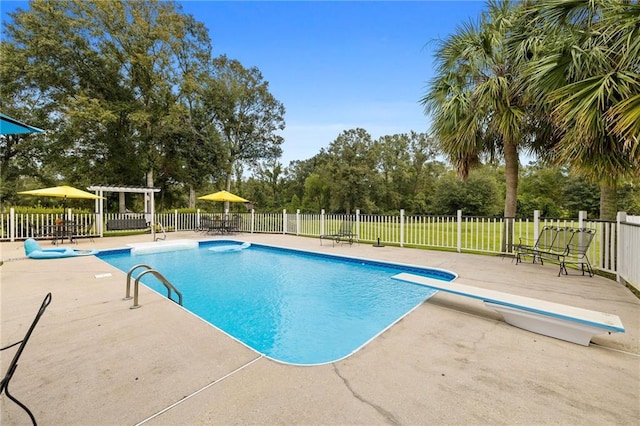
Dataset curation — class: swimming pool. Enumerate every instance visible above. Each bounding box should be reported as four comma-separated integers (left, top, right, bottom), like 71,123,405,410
97,240,456,365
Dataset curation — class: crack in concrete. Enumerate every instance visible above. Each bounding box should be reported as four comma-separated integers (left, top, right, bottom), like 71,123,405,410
332,364,400,425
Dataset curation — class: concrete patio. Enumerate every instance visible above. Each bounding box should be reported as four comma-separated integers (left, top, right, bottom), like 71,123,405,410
1,232,638,425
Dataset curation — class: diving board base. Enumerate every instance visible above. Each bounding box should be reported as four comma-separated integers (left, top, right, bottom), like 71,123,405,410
484,302,604,346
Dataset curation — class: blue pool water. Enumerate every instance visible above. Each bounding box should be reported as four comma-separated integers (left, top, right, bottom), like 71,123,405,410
97,241,456,365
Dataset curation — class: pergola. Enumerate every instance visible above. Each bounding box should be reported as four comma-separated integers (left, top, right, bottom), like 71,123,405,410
87,185,161,240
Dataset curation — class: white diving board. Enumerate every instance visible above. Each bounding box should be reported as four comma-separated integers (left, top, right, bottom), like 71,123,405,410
392,273,625,346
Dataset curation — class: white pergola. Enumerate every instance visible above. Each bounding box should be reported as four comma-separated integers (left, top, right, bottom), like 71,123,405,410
87,185,161,240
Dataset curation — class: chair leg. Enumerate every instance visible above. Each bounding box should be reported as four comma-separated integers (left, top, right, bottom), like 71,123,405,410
1,292,51,426
3,381,37,425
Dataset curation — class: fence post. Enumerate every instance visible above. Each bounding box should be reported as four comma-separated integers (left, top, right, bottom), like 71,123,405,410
355,209,360,241
296,209,300,236
533,210,540,240
251,209,255,233
10,207,15,242
97,190,104,237
400,209,405,247
320,209,325,237
283,209,287,234
196,209,201,231
616,211,626,283
578,211,587,228
457,210,462,253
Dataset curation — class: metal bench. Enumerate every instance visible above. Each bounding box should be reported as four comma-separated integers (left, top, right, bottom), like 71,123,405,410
516,227,596,277
106,218,149,231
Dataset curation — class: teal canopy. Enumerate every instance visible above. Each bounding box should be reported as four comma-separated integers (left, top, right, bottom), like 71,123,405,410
0,112,44,135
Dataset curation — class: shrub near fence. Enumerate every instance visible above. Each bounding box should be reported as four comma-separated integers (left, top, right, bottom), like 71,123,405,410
2,208,637,291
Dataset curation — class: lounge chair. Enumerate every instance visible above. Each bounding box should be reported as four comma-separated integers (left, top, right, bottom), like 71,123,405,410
23,238,97,259
320,220,356,246
1,293,52,425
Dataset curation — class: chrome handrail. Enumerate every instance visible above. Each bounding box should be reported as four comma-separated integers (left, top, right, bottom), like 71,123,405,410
124,264,152,300
125,264,183,309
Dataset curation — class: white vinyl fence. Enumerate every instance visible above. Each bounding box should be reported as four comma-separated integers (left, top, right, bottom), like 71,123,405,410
2,208,638,290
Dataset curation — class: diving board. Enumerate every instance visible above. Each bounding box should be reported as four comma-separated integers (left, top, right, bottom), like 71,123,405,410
392,273,625,346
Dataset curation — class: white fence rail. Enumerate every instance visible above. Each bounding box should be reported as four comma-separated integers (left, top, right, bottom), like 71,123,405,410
2,208,637,289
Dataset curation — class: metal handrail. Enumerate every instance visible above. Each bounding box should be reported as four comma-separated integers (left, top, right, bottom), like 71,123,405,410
124,264,153,300
125,264,183,309
155,221,167,241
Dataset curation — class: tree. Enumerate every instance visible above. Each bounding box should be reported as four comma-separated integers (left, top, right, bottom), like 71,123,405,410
301,172,330,213
518,163,568,218
253,160,285,211
201,55,285,209
405,132,442,214
324,128,379,213
376,134,412,212
1,0,212,206
514,0,640,219
421,0,538,250
430,167,502,216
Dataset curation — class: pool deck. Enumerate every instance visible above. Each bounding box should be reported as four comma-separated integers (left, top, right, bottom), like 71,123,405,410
1,232,639,425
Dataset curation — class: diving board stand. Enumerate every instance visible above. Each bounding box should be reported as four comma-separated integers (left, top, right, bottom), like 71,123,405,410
392,273,625,346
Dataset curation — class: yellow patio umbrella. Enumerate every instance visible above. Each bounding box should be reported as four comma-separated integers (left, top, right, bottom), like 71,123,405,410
198,190,250,215
18,185,104,216
198,190,249,203
18,185,103,200
18,185,103,243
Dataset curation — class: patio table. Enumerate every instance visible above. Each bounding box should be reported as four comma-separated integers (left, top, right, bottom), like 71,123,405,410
42,222,77,245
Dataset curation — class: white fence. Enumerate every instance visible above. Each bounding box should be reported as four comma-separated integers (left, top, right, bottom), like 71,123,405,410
1,208,638,290
618,214,640,292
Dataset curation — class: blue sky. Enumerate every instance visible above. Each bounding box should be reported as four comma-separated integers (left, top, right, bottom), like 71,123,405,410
1,0,488,165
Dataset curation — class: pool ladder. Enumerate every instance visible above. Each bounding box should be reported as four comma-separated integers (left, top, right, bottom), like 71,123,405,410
124,264,183,309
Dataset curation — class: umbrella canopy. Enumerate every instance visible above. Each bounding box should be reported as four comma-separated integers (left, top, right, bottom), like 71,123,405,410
1,112,45,135
18,185,103,200
198,190,249,203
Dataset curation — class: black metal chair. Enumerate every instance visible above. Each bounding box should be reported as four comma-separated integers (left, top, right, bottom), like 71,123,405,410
1,292,52,425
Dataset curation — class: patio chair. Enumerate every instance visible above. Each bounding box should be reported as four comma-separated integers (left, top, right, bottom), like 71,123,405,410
199,215,224,235
72,217,96,243
1,292,52,425
559,228,596,277
226,214,242,233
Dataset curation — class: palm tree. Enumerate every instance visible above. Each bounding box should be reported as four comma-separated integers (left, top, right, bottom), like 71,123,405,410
421,0,540,250
514,0,640,219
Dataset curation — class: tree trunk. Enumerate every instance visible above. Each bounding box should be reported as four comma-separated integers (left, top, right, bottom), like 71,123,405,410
224,168,232,213
502,140,519,252
599,181,617,220
189,185,196,209
146,171,154,214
